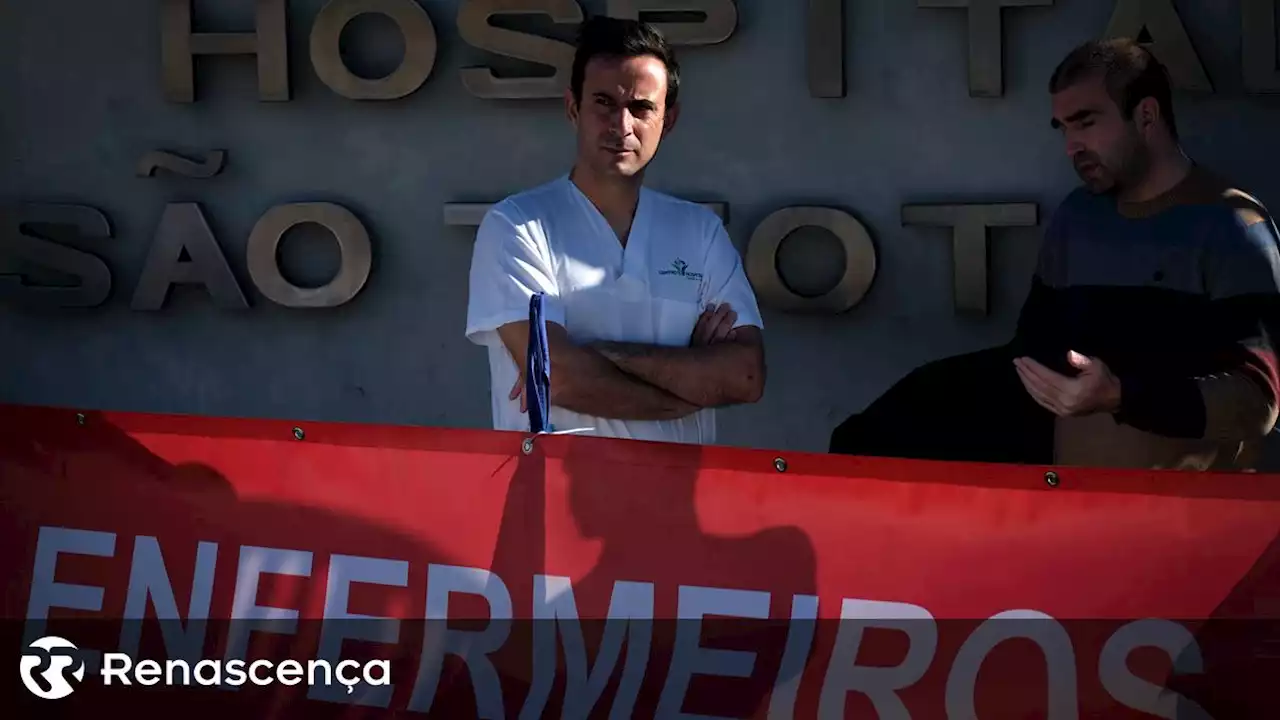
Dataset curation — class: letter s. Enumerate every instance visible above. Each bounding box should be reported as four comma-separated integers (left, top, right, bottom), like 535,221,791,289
457,0,583,99
224,659,248,687
1100,619,1212,720
0,204,112,308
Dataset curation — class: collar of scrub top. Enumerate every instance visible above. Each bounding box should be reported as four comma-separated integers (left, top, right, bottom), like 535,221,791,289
563,174,653,288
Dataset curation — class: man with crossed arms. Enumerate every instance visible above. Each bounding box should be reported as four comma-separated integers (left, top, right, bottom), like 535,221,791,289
465,17,765,443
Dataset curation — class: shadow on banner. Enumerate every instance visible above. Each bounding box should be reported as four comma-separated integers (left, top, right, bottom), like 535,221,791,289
0,406,468,718
0,401,1277,717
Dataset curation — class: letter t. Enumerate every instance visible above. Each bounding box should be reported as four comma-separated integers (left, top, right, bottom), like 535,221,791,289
917,0,1054,97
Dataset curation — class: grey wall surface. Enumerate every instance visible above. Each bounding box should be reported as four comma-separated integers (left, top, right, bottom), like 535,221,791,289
2,0,1279,454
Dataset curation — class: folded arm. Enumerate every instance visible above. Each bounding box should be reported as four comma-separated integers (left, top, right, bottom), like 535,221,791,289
1113,297,1280,442
1015,277,1279,440
595,214,768,409
1115,215,1280,442
497,321,700,420
592,325,766,408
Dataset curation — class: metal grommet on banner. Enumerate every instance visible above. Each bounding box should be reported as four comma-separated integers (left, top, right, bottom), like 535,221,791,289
1044,471,1060,488
774,457,787,473
522,438,534,455
293,426,305,441
75,413,86,427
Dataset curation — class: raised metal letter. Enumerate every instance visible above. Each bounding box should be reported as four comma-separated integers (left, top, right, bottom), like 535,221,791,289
136,150,227,178
132,203,248,310
809,0,845,98
161,0,288,102
247,203,372,308
745,206,877,314
1104,0,1211,91
0,204,112,308
311,0,438,100
606,0,737,45
1243,0,1280,93
918,0,1053,98
901,202,1037,315
457,0,584,99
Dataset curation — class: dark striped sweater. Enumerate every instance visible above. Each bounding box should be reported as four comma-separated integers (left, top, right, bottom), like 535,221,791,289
1013,166,1280,470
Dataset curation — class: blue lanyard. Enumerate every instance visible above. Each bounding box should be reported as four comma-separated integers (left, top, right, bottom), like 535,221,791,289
526,292,552,434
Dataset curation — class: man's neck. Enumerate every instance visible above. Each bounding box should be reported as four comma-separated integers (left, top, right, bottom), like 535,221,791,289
569,164,643,244
1116,146,1193,204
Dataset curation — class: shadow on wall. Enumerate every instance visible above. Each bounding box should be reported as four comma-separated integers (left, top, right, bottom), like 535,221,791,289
831,344,1280,474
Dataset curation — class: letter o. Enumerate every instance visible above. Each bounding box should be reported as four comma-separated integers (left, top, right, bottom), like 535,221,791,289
246,202,372,308
745,206,876,313
310,0,438,99
945,609,1078,719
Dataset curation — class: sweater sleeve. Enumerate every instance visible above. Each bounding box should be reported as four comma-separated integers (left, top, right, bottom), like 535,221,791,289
1012,199,1070,372
1113,210,1280,441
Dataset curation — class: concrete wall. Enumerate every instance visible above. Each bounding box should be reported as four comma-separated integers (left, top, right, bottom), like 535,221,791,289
3,0,1279,453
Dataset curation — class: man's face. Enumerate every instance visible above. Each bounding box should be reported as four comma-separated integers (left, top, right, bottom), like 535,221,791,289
566,54,677,179
1050,76,1148,194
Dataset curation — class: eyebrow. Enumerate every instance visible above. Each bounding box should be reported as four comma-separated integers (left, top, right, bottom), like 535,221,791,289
1050,109,1097,129
592,92,658,112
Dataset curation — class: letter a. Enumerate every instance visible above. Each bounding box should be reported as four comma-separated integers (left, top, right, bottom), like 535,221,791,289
1104,0,1211,91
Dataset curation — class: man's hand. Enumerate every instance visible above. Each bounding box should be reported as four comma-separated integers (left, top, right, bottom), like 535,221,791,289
691,303,738,346
510,373,527,413
1014,351,1122,417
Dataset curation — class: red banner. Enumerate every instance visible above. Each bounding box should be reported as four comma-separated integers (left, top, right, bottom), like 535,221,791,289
2,404,1278,718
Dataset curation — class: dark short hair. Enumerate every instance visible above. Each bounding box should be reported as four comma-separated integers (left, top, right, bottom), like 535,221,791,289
1048,38,1178,140
570,16,680,109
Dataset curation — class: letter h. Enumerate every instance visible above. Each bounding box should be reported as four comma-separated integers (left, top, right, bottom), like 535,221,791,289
161,0,289,102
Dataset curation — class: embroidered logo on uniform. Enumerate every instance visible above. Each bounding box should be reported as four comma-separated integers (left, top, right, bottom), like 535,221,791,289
658,258,703,281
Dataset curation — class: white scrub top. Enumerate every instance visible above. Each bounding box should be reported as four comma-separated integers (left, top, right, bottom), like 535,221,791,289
465,175,763,444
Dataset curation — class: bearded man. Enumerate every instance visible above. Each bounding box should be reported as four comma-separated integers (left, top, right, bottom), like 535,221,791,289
831,38,1280,471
